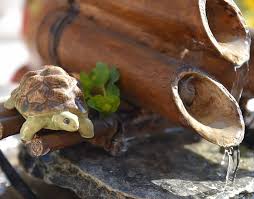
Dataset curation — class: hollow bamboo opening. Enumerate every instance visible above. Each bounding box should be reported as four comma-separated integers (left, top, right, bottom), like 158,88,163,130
172,67,245,147
200,0,250,66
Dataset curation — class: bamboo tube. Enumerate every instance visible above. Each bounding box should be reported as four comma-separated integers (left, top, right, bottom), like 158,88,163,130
0,99,173,156
23,0,254,95
26,109,174,157
26,118,119,156
76,0,254,96
76,0,250,66
0,103,25,139
34,8,245,147
27,132,85,156
0,99,123,156
0,103,119,154
0,116,24,139
0,103,20,118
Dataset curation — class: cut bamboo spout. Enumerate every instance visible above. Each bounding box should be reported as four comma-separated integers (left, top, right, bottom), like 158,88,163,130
22,0,248,146
23,0,254,96
199,0,251,66
172,68,245,147
76,0,250,66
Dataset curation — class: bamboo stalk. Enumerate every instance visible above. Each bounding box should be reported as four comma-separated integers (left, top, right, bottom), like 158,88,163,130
26,110,173,157
0,98,170,156
0,104,121,156
12,0,254,148
0,99,175,157
0,103,21,117
24,102,171,156
0,115,24,139
76,0,250,66
26,117,119,157
23,0,254,95
35,9,245,147
0,104,120,155
27,132,84,156
0,103,25,139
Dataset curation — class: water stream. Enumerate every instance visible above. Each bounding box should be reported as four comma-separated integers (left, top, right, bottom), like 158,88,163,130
231,62,250,103
224,61,250,187
224,146,240,186
222,24,252,188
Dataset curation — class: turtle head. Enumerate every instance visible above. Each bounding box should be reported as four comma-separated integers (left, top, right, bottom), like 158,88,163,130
52,111,79,132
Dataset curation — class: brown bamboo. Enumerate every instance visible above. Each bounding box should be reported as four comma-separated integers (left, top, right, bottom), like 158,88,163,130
0,103,120,154
0,103,21,118
26,110,174,157
26,118,119,156
23,0,254,99
0,103,25,139
23,0,69,68
0,101,122,155
76,0,254,96
76,0,250,66
33,7,246,147
23,0,254,95
0,97,172,156
0,116,24,139
27,132,85,156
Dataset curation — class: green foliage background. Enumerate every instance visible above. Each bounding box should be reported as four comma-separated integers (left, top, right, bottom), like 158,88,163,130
236,0,254,27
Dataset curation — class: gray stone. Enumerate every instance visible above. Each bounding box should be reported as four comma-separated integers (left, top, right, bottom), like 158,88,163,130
19,129,254,199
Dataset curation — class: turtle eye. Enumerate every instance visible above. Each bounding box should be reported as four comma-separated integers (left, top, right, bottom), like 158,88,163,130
63,118,70,124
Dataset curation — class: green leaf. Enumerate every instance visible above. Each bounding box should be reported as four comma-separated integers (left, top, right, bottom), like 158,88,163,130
106,83,120,97
90,62,110,86
106,67,120,96
87,95,120,114
107,95,120,113
109,68,120,84
80,72,93,98
87,98,98,111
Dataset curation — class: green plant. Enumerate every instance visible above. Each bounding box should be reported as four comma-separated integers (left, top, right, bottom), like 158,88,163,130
80,62,120,116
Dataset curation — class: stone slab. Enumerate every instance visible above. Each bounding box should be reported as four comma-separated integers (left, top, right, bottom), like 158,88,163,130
19,129,254,199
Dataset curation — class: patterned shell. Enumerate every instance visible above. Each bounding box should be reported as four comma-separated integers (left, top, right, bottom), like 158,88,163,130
11,66,85,118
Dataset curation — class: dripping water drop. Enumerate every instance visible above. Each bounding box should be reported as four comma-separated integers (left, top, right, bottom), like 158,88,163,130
222,59,249,187
224,146,240,187
231,62,249,103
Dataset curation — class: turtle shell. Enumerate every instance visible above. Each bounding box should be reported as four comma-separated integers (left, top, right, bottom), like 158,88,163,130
11,65,85,118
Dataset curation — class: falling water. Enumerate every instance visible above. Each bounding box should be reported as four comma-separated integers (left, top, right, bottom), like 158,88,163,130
231,62,250,103
222,62,249,187
223,29,251,187
223,63,250,187
224,146,240,187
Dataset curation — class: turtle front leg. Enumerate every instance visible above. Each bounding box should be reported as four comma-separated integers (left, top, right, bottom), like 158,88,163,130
78,116,94,138
4,97,15,109
20,117,45,142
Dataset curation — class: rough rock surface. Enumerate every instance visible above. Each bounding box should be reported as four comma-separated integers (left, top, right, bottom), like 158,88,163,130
19,129,254,199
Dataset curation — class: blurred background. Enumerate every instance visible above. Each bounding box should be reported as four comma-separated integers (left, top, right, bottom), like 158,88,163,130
0,0,28,96
236,0,254,27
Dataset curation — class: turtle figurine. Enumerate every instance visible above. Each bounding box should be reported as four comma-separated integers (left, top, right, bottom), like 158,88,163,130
4,65,94,142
